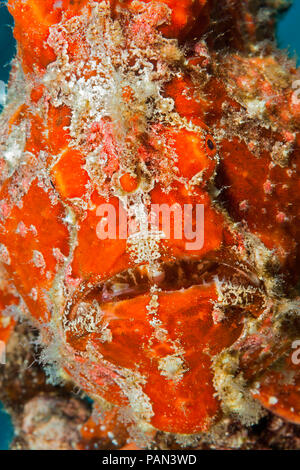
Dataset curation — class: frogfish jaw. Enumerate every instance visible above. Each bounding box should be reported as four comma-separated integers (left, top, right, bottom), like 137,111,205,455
63,252,266,434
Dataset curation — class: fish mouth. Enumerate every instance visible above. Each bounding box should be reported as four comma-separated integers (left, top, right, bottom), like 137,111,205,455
63,250,266,434
66,250,264,327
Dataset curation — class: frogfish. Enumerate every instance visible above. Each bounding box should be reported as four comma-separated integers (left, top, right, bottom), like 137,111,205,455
0,0,299,449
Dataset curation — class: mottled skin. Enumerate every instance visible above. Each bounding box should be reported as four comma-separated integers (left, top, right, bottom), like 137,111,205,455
0,0,299,445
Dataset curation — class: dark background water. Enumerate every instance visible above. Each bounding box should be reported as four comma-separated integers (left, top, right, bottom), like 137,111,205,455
0,0,299,451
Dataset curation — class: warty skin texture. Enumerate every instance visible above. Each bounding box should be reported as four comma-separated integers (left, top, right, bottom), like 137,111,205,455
0,0,299,446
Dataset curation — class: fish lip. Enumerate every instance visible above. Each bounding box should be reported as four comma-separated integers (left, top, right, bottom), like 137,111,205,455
66,250,264,324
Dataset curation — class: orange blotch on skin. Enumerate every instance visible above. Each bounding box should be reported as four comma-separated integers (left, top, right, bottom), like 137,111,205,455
150,182,226,259
72,192,131,281
0,181,70,321
168,128,217,181
217,138,300,284
67,283,244,433
8,0,58,74
30,85,46,104
164,76,208,119
51,148,89,199
8,0,93,74
119,173,138,193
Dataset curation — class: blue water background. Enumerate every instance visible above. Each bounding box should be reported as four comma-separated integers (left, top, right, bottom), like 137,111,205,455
0,401,14,450
0,1,15,84
0,0,299,451
277,0,300,62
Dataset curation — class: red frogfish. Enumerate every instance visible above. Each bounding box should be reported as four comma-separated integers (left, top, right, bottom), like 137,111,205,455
0,0,299,446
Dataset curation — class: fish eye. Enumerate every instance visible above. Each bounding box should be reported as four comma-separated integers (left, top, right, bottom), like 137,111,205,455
207,139,214,150
205,135,217,156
